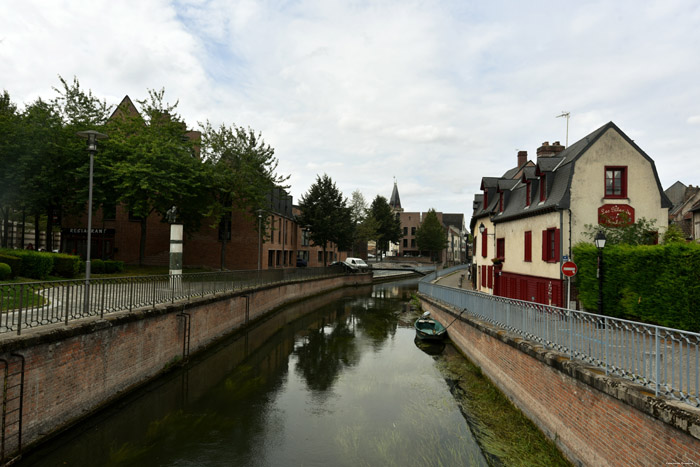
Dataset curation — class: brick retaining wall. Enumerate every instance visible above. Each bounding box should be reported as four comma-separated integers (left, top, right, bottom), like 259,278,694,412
420,295,700,466
0,274,372,458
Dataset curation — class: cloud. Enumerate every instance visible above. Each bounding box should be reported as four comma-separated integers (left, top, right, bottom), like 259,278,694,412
2,0,700,217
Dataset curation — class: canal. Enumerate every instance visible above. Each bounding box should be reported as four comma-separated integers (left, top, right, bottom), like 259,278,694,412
20,278,567,466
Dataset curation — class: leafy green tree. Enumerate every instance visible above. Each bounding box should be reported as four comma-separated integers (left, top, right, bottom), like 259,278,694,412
349,190,373,256
104,89,209,265
662,223,686,244
200,121,289,269
415,209,447,262
583,217,660,246
369,195,401,260
297,174,352,265
0,91,22,247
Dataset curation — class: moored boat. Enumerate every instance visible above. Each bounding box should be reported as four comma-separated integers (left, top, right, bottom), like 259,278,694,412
414,311,447,341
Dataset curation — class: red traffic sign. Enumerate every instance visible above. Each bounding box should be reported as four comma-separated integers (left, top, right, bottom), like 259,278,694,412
561,261,578,277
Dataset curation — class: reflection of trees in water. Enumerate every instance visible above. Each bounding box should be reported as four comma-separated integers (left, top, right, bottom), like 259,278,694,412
353,300,399,347
293,316,359,392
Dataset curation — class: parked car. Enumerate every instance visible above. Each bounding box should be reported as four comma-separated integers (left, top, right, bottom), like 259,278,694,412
296,258,307,267
343,257,369,272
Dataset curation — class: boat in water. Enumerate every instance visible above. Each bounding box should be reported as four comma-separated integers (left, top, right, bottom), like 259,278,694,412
414,311,447,341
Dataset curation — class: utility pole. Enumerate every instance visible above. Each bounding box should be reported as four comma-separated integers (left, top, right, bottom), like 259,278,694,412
556,111,570,147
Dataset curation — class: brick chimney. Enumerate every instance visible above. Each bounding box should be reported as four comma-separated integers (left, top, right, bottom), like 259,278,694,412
517,150,528,167
537,141,566,158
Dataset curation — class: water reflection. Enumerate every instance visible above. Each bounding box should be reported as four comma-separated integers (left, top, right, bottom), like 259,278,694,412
20,278,487,467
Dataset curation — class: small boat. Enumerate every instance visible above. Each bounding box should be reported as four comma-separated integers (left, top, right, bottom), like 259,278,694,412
414,311,447,341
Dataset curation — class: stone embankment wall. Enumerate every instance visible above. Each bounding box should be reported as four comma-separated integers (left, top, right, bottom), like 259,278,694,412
0,274,372,456
420,295,700,467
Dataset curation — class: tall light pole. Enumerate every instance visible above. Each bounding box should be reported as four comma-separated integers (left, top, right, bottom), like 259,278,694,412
77,130,108,315
594,230,607,316
257,209,263,271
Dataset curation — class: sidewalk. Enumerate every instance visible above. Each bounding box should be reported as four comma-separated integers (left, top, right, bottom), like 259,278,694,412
434,268,473,290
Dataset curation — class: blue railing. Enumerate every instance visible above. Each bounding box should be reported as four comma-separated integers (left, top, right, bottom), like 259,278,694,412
419,278,700,408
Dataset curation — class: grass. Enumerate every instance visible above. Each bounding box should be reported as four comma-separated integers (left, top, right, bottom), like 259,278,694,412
0,281,47,311
438,345,572,466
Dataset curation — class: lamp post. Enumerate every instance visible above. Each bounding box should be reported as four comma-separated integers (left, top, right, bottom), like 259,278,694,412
594,230,607,316
77,130,107,315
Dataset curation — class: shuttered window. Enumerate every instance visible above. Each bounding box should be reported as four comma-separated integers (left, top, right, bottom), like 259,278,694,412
524,231,532,262
541,228,560,262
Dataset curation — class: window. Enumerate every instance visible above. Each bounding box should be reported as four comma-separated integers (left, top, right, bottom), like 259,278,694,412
525,181,531,207
541,228,560,262
605,166,627,198
403,239,408,247
498,192,504,213
539,174,547,202
268,251,274,267
318,251,322,263
524,231,532,262
411,239,416,247
481,228,488,257
411,227,416,235
302,230,310,247
496,238,505,259
403,227,408,235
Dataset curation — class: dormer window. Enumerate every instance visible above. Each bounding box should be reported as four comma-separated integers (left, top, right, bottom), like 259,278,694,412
605,166,627,198
539,174,547,202
525,181,531,207
483,190,488,209
498,191,504,213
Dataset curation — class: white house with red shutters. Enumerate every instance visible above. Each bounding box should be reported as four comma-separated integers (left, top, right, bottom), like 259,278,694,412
470,122,671,308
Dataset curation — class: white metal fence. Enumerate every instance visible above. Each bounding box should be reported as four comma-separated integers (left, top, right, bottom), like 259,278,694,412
419,272,700,408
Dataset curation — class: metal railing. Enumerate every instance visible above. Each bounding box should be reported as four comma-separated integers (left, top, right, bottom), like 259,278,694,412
0,267,346,336
419,280,700,408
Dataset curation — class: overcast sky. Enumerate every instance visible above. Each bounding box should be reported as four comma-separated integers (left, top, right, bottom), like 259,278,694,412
2,0,699,219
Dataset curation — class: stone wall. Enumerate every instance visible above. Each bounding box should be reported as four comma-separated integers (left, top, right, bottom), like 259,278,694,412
420,295,700,466
0,274,372,457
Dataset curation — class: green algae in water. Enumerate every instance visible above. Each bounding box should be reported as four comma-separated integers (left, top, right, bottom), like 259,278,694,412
435,345,572,467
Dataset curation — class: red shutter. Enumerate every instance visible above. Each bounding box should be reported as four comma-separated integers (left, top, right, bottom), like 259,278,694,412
541,230,547,261
524,231,532,262
487,265,493,288
481,265,487,287
554,228,561,262
481,228,488,258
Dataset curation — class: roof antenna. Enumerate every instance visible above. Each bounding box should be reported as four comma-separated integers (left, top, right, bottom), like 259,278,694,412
556,112,570,147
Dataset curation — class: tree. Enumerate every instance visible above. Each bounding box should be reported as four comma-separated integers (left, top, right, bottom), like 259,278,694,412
0,91,22,247
297,174,352,265
104,89,210,265
583,217,660,246
369,195,401,260
349,190,372,256
415,209,447,262
662,223,686,244
200,121,289,269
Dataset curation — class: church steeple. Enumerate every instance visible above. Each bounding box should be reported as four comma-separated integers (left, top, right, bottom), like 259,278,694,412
389,178,403,212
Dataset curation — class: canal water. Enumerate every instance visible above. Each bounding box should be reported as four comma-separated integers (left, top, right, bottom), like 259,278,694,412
21,278,491,466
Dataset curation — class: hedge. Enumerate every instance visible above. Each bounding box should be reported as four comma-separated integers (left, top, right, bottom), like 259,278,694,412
51,254,81,279
573,242,700,332
0,254,21,278
91,259,105,274
104,260,124,274
0,263,11,280
0,249,53,280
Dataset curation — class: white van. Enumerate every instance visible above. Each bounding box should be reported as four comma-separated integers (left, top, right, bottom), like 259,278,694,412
343,257,369,271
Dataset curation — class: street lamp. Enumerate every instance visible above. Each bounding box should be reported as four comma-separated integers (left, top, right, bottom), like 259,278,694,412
594,230,607,316
77,130,107,314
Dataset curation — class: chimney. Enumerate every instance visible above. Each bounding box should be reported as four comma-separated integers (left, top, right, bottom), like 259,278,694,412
517,151,528,167
537,141,566,158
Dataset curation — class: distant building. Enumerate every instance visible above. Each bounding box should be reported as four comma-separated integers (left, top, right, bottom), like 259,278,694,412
664,181,700,240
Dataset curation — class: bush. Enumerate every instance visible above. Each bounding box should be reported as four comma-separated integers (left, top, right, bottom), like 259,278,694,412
0,254,21,278
573,242,700,332
51,254,81,278
0,263,11,280
91,259,105,274
104,260,124,274
0,249,53,280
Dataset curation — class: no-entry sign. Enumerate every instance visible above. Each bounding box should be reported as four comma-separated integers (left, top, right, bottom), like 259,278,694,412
561,261,578,277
